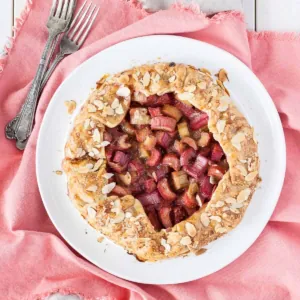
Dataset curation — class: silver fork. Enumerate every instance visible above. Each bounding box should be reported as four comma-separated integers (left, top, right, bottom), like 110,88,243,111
41,1,99,90
5,0,76,150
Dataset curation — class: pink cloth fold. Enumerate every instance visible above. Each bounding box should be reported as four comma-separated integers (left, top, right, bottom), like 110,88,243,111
1,0,300,299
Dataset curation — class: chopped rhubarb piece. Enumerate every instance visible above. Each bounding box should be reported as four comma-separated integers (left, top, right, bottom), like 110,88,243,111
154,165,169,182
191,129,202,140
105,147,114,161
199,146,211,157
183,165,200,179
181,137,197,151
208,164,226,180
111,185,130,196
117,172,132,186
189,112,209,130
172,206,186,224
135,126,151,142
120,121,135,135
139,144,150,159
117,134,131,150
144,178,157,193
130,108,150,125
198,132,212,147
148,107,162,117
128,160,144,175
157,178,177,202
113,151,130,166
162,104,182,122
136,190,162,206
143,135,157,150
103,132,113,143
167,130,178,138
145,93,173,107
131,182,145,195
184,206,198,216
211,143,224,162
151,116,177,132
146,148,162,167
177,121,190,138
182,191,198,208
199,176,214,200
173,139,186,155
193,154,209,174
162,153,180,171
145,95,158,106
180,148,196,166
156,131,173,148
147,209,162,231
171,171,189,190
174,100,195,118
219,158,229,170
158,207,173,228
107,126,124,139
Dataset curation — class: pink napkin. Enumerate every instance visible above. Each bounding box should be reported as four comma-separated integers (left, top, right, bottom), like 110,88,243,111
1,0,300,299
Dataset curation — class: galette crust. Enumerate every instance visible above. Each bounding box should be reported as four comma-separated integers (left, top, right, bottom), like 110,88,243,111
62,63,260,262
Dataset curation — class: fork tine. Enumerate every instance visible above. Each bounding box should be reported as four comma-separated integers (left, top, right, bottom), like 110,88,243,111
73,5,96,44
66,0,76,22
69,1,92,40
50,0,58,17
55,0,64,17
61,0,69,19
77,7,99,47
67,0,87,34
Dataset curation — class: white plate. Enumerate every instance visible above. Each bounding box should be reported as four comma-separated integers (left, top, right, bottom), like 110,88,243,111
36,35,286,284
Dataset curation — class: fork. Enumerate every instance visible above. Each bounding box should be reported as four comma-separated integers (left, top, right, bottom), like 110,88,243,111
5,0,76,150
41,1,99,90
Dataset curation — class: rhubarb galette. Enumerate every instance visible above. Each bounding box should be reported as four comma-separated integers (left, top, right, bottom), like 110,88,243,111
63,63,260,262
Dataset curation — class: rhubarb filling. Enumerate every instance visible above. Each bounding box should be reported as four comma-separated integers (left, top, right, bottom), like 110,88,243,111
105,93,228,231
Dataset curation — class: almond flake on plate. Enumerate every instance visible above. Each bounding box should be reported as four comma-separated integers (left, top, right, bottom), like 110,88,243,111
102,182,116,194
64,100,77,114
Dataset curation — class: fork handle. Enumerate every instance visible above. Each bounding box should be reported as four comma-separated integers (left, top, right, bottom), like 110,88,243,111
6,33,56,147
41,52,65,90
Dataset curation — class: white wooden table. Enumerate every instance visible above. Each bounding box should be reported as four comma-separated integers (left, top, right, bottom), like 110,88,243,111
1,0,300,52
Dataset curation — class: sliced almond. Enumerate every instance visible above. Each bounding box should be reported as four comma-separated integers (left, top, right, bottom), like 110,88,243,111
196,194,203,207
185,222,197,237
180,236,192,246
168,75,176,83
94,100,104,110
99,141,110,147
200,213,210,227
92,159,103,172
231,132,246,151
115,105,124,115
110,210,125,224
216,120,226,134
111,98,120,109
102,182,116,194
87,104,97,113
87,207,97,218
197,81,207,90
210,216,222,222
86,185,97,192
177,92,194,101
215,226,227,233
211,89,218,97
231,202,244,209
161,238,171,252
88,151,95,157
92,128,101,143
167,232,182,245
236,165,248,177
217,95,230,112
225,197,236,204
142,72,151,87
215,200,225,208
83,119,90,129
154,73,160,82
55,170,63,175
185,85,196,93
230,207,240,214
237,188,251,203
245,171,258,182
217,69,228,82
125,212,132,218
116,86,130,97
102,173,114,179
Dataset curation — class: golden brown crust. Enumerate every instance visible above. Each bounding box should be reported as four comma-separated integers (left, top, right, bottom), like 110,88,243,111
62,63,260,262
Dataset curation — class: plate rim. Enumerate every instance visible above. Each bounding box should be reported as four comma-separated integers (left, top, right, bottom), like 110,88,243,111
36,34,286,284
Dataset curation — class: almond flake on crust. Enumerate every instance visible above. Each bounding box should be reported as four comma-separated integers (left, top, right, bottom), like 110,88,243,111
185,222,197,237
94,100,104,110
200,213,210,227
116,86,130,97
161,238,171,252
102,182,116,194
92,128,101,143
168,75,176,83
245,171,258,182
111,98,120,109
216,120,226,134
142,72,151,87
217,95,230,112
87,104,97,113
197,82,207,90
86,185,97,192
231,132,246,151
237,188,251,203
180,236,192,246
87,207,97,218
177,92,194,101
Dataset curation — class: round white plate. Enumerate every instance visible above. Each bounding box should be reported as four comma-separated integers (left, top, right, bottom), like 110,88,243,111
36,35,286,284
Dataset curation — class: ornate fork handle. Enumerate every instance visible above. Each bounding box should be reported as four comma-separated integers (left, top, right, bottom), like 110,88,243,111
5,33,57,148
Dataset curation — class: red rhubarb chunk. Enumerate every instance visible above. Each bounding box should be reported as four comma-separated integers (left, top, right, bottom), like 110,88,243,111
174,100,195,118
153,165,169,182
111,185,130,196
157,178,177,202
180,148,196,166
172,206,187,224
156,131,173,148
146,148,162,167
148,107,162,117
208,164,226,180
158,207,173,228
147,209,162,231
144,178,157,193
136,190,162,206
151,116,177,132
113,151,130,166
162,153,180,171
182,190,198,208
211,143,224,162
181,137,197,151
189,112,209,130
128,160,144,175
135,126,151,143
199,176,214,200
